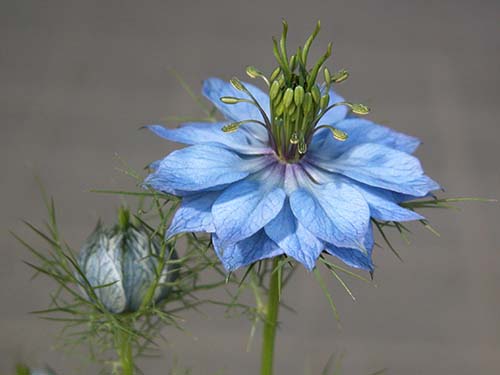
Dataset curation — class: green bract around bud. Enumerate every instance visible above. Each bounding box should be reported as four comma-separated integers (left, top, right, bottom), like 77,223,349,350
77,212,179,314
283,88,294,108
294,86,305,106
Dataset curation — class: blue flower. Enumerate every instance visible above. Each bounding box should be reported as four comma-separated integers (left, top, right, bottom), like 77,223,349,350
144,27,439,273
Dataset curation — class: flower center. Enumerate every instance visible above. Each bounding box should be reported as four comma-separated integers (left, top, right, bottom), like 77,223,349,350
220,21,370,163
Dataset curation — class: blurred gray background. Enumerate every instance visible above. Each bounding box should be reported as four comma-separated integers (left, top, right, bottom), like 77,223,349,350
1,0,499,374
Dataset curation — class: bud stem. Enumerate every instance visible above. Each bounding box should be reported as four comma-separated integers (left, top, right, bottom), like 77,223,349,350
117,327,134,375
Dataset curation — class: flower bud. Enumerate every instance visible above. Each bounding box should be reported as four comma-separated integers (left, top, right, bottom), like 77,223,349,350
77,210,178,314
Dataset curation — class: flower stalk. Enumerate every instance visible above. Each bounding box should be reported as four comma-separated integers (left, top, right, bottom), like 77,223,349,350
260,258,281,375
117,328,134,375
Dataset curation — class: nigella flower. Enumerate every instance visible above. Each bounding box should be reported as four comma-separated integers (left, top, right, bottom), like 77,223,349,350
145,22,439,273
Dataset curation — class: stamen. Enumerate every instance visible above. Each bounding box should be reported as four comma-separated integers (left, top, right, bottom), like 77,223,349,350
330,69,349,84
221,119,268,133
314,125,349,141
223,21,370,162
245,66,270,86
220,96,253,104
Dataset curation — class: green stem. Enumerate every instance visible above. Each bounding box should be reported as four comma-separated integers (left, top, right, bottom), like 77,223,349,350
260,258,281,375
118,329,134,375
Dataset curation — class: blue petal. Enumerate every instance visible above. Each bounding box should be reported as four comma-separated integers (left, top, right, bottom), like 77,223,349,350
264,199,323,271
314,143,439,196
146,123,270,155
202,78,270,125
325,224,375,271
289,179,370,250
310,118,421,159
144,144,262,192
318,88,349,125
212,230,283,271
341,177,424,221
212,179,286,245
167,191,220,237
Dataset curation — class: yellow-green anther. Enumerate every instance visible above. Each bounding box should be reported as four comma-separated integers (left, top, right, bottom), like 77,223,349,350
294,86,305,106
220,96,243,104
287,102,296,116
283,88,294,108
350,103,370,115
331,127,348,141
298,141,308,154
303,92,313,114
311,85,321,104
320,94,330,111
230,77,244,91
269,80,281,100
323,67,331,85
275,100,285,116
290,132,300,144
270,67,281,82
222,122,242,133
246,66,264,79
331,69,349,83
